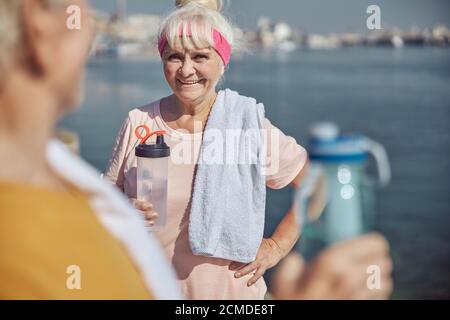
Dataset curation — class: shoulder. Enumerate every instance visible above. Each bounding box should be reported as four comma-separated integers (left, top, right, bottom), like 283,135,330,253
222,88,258,105
126,99,161,125
221,88,265,116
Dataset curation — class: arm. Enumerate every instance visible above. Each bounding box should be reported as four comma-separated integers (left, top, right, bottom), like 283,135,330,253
289,158,309,189
269,159,310,256
104,115,160,226
231,203,302,287
231,119,309,286
232,163,308,287
103,115,133,191
271,203,301,258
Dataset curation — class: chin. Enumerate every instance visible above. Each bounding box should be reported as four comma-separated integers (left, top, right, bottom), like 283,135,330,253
176,90,204,103
61,79,85,115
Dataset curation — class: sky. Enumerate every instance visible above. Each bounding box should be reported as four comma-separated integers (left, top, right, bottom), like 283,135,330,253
90,0,450,33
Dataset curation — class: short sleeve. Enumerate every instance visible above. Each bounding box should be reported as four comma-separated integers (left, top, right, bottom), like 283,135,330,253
263,118,308,189
103,115,134,190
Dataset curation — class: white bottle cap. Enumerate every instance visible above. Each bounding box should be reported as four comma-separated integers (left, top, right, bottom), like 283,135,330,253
309,122,340,141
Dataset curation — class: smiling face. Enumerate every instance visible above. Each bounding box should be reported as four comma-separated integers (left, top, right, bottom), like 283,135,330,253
162,45,225,106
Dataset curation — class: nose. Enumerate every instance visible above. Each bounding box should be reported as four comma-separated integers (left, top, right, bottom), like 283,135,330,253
179,57,195,78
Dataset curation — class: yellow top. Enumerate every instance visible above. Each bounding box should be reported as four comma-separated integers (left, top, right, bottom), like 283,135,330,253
0,181,152,300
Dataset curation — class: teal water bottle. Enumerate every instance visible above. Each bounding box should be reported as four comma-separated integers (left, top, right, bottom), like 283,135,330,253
296,122,391,259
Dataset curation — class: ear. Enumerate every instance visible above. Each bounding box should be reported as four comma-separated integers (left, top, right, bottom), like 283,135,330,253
21,0,61,77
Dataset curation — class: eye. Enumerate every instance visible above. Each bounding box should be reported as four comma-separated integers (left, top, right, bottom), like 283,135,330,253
194,54,208,61
167,54,183,61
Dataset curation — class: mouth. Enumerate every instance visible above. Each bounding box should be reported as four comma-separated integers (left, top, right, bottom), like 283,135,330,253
176,79,205,86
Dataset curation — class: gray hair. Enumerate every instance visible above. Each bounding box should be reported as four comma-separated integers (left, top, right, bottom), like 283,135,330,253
158,0,237,56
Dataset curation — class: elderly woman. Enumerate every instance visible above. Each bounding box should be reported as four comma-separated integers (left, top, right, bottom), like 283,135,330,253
0,0,180,299
105,0,308,299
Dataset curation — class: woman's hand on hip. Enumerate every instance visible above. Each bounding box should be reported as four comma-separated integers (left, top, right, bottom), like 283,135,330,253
130,198,159,227
230,238,286,287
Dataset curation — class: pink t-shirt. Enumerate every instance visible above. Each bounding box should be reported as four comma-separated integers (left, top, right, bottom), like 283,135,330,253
104,99,307,299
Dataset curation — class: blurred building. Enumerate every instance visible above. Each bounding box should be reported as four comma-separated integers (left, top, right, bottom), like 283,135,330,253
88,2,450,57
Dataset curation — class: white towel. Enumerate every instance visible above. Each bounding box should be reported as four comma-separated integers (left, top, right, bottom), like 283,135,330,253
189,89,267,263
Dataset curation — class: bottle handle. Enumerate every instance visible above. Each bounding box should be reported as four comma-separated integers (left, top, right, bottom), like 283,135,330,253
361,137,391,187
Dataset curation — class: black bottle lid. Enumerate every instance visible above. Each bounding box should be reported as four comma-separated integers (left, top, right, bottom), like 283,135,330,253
135,132,170,158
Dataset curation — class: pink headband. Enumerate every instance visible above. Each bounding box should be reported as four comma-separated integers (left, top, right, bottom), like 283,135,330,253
158,28,231,66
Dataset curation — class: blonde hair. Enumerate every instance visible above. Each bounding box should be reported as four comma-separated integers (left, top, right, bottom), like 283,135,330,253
0,0,65,76
175,0,223,11
159,0,235,55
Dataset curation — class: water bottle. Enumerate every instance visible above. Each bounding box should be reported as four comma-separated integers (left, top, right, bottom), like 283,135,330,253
135,132,170,229
296,122,391,259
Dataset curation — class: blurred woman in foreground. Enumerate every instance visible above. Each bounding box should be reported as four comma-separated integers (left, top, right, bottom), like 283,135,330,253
0,0,180,299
